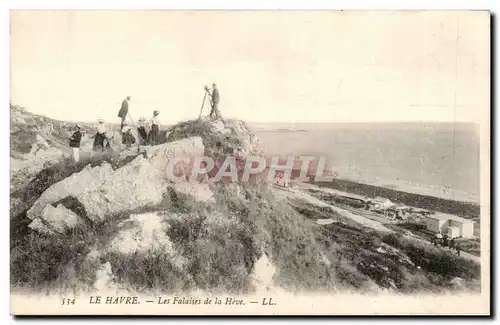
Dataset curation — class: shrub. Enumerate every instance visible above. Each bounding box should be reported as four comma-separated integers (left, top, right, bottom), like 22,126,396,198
244,186,338,291
164,211,257,293
105,250,195,293
10,208,126,292
10,129,37,154
166,119,243,155
381,233,480,280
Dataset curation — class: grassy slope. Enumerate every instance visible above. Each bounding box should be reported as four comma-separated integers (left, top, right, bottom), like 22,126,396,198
11,166,481,294
291,201,480,293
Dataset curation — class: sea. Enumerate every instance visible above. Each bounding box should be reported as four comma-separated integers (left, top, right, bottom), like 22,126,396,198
251,122,480,204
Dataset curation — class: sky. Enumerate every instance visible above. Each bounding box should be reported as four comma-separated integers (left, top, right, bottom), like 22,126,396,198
10,10,490,125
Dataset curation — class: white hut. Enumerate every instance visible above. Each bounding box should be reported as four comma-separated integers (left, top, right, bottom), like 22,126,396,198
425,213,475,238
372,197,394,210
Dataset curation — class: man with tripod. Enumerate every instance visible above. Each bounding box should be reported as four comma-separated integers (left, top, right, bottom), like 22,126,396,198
206,83,221,119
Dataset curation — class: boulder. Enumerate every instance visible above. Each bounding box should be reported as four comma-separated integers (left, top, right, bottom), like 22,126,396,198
145,136,204,160
28,204,84,235
77,156,166,222
145,136,204,181
85,248,101,262
106,212,187,269
35,134,50,149
26,163,115,220
222,119,262,156
27,217,57,235
450,277,465,289
171,182,214,203
12,117,26,125
93,261,115,291
319,253,332,267
10,125,21,133
316,218,335,225
211,120,230,134
249,252,276,291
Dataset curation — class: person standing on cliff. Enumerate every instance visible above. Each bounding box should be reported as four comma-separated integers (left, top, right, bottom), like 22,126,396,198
209,83,221,119
117,96,131,130
121,121,136,149
68,124,82,163
137,117,148,145
93,119,107,152
147,110,161,146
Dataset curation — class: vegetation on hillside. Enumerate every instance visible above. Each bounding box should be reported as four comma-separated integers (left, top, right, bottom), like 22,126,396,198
166,118,244,156
10,117,482,295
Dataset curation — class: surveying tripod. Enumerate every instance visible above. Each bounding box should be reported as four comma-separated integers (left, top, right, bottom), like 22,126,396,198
198,85,216,119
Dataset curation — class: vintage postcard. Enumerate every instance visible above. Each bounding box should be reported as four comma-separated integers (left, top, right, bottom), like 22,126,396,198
9,10,490,315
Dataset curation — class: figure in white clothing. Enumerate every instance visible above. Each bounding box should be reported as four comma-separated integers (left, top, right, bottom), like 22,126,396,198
93,119,108,152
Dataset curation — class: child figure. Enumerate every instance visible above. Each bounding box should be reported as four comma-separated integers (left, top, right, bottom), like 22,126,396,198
137,117,148,145
121,121,136,149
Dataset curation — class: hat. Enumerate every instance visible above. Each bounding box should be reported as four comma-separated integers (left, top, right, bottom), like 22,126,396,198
75,124,81,129
139,117,146,122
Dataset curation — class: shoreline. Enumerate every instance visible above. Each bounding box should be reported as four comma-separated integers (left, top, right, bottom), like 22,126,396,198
329,174,479,204
313,178,480,219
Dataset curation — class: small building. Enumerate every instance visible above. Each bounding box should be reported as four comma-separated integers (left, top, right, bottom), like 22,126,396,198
338,192,369,207
371,197,394,210
339,192,369,203
425,213,475,238
411,208,432,217
447,226,460,238
387,204,411,220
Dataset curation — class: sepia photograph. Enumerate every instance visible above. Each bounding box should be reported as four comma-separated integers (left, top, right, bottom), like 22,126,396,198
9,10,490,315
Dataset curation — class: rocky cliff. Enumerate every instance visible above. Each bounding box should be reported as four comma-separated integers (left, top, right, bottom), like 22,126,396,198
10,111,481,296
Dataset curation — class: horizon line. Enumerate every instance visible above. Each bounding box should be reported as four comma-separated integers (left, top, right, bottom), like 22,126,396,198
10,104,478,126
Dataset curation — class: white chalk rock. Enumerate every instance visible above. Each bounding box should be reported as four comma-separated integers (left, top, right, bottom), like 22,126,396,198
171,181,214,203
144,136,204,160
316,218,335,225
211,120,227,133
77,156,166,222
41,204,83,233
145,136,204,181
27,217,57,235
107,212,187,269
93,262,115,291
249,252,276,291
12,117,26,125
27,163,114,220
